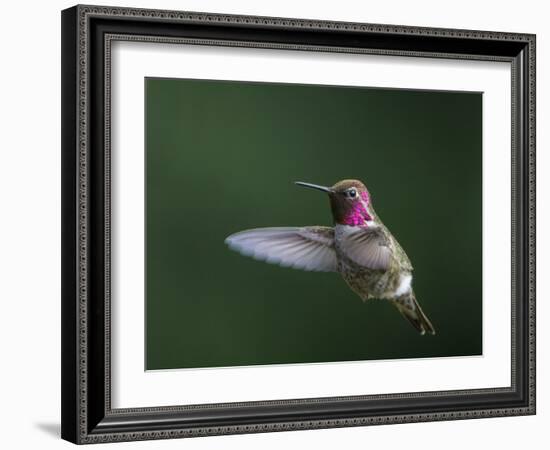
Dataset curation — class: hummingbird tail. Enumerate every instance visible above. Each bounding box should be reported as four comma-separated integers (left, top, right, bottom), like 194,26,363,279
393,293,436,336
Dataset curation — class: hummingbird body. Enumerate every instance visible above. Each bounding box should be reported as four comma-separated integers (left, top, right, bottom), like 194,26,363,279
335,224,409,301
225,179,435,335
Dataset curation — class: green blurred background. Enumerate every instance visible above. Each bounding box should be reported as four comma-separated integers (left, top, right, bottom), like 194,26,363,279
145,77,482,370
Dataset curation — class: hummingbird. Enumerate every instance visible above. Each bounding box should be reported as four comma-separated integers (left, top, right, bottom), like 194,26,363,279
225,180,435,335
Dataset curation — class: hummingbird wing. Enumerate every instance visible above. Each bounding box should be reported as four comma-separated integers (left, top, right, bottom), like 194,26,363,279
225,226,337,272
339,226,392,270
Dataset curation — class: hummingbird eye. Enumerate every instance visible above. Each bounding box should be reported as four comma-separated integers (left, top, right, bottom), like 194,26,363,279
348,189,357,198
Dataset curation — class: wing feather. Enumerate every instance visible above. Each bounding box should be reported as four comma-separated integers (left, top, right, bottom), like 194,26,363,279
339,226,392,270
225,226,337,272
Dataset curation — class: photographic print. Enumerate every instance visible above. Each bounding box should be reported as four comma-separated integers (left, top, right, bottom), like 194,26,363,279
145,77,482,370
62,6,535,443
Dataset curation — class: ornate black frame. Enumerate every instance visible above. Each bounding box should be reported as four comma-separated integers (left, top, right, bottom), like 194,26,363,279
61,4,536,444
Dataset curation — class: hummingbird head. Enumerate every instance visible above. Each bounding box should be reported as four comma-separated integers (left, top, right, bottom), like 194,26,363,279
295,179,373,226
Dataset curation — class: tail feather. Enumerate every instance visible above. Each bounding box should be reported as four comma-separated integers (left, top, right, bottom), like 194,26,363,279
393,292,435,335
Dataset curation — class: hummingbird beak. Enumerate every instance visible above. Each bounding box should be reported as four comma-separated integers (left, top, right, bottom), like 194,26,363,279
294,181,333,193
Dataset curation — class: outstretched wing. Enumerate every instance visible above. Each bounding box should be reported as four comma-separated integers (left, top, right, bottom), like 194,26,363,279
339,225,393,270
225,226,337,272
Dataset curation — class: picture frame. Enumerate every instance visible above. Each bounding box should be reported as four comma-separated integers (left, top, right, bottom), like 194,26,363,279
61,4,536,444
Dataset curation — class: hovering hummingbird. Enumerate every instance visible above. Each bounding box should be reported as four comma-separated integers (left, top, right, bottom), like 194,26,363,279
225,180,435,335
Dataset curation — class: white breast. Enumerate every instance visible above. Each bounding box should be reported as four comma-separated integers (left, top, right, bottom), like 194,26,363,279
392,273,412,297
